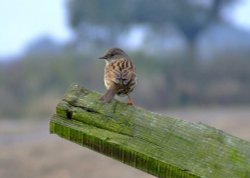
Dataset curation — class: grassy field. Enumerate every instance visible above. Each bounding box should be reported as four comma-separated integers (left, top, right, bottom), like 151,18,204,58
0,106,249,178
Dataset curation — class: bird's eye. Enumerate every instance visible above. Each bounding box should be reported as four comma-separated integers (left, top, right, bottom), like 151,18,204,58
110,53,115,57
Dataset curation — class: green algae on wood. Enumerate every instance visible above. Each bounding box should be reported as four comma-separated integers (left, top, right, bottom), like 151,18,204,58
50,84,250,178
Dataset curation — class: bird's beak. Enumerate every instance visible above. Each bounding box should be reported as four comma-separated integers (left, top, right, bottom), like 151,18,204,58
98,56,107,59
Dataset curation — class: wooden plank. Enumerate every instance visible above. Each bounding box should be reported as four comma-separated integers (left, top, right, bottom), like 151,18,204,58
50,84,250,178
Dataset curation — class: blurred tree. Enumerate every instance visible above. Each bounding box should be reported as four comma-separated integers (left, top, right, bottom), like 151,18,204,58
67,0,236,59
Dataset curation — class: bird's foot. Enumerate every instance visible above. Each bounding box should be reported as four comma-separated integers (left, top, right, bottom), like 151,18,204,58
127,97,134,106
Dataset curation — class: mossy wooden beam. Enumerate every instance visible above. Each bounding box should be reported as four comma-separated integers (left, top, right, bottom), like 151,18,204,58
50,84,250,178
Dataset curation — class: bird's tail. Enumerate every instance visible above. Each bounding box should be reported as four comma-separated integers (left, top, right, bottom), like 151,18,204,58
100,87,116,103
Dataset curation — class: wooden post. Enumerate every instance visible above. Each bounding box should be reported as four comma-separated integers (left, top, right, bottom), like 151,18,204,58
50,84,250,178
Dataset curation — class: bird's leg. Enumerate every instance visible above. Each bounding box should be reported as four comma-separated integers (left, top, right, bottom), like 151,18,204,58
127,94,134,105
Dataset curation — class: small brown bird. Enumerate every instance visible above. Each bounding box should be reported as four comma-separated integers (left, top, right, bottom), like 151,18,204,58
99,48,137,105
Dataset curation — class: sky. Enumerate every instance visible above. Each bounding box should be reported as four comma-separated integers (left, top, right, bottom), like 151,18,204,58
0,0,72,58
226,0,250,29
0,0,250,60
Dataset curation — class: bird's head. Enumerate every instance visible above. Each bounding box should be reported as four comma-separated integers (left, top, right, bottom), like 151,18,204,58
99,48,128,62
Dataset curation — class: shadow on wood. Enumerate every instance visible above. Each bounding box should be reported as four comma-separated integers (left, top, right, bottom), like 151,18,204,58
50,84,250,178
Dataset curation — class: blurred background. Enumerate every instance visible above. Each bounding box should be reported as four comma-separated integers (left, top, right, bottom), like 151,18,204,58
0,0,250,177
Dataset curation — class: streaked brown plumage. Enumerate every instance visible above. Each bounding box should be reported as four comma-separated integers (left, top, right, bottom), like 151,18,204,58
99,48,137,105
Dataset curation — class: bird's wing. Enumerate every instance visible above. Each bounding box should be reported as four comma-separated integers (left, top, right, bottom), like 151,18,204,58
120,60,136,85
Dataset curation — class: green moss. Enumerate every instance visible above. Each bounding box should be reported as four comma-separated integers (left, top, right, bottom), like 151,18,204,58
50,116,198,178
50,84,250,178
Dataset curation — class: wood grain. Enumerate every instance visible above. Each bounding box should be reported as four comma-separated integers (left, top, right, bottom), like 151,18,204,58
50,84,250,178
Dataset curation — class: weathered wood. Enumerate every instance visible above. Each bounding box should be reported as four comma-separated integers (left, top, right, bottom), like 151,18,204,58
50,84,250,178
